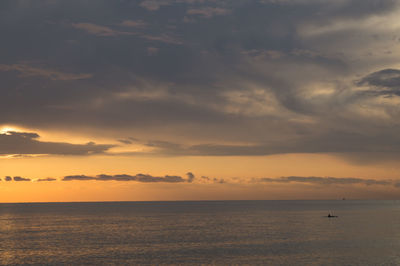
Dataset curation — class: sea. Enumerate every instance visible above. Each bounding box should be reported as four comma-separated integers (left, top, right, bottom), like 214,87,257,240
1,200,400,265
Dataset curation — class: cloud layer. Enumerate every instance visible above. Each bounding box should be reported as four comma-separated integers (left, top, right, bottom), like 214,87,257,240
62,172,194,183
1,0,400,161
3,173,400,190
257,176,392,186
0,131,113,155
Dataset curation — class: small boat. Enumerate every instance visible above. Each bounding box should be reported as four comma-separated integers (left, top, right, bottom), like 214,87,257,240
327,213,338,218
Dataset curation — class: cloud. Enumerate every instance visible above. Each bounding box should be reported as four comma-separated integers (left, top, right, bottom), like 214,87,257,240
216,178,225,184
13,176,31,182
119,20,148,28
0,64,92,81
357,69,400,94
4,176,57,182
147,47,160,56
141,34,182,44
62,173,189,182
2,170,400,189
6,174,395,188
139,0,171,11
36,178,57,182
2,0,400,164
139,0,229,11
6,131,40,139
72,23,136,37
136,174,185,182
186,172,195,182
71,22,181,44
117,139,133,145
186,7,230,18
132,135,400,157
198,175,225,184
0,131,114,155
62,175,97,181
256,176,392,186
96,174,136,181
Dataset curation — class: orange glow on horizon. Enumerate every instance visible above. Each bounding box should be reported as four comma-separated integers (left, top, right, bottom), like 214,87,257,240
2,152,400,202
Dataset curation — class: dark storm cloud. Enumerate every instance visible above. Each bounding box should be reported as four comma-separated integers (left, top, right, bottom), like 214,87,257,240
0,131,114,155
1,0,400,161
357,69,400,96
13,176,31,181
62,173,189,182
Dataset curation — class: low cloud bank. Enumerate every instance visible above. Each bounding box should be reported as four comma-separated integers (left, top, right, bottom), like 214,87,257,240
3,174,400,188
13,176,31,181
256,176,392,186
36,178,57,182
1,176,32,181
62,172,195,183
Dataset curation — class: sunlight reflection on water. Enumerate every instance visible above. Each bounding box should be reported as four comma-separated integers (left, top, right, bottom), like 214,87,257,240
1,200,400,265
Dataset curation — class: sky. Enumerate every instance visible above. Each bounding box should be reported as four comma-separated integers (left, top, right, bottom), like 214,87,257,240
2,0,400,202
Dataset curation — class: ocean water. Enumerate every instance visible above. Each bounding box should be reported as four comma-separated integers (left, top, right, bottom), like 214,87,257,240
1,200,400,265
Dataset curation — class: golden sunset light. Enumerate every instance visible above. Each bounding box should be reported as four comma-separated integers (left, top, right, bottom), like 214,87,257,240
2,1,400,264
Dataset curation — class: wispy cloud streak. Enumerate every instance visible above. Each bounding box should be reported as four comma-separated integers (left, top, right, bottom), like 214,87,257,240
36,178,57,182
0,64,92,80
256,176,392,186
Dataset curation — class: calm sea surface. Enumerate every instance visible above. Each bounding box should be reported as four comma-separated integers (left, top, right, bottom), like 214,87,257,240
1,200,400,265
